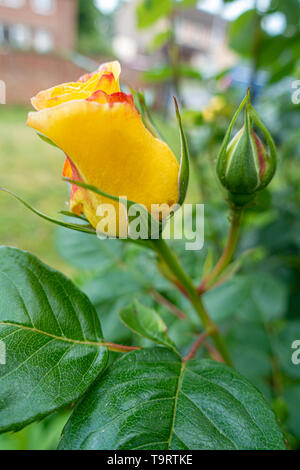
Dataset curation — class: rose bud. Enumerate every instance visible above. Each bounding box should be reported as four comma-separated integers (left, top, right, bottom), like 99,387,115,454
27,61,182,237
217,92,277,206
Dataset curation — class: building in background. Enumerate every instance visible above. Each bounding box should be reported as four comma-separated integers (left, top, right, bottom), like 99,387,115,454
0,0,143,104
0,0,237,106
0,0,83,104
0,0,77,53
176,8,236,108
114,0,235,72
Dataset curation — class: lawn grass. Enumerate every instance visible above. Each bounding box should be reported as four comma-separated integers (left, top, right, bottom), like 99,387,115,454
0,105,74,275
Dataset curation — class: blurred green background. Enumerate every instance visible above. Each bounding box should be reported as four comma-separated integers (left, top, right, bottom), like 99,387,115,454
0,0,299,450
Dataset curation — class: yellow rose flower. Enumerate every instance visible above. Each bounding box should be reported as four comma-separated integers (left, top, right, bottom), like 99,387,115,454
27,61,179,236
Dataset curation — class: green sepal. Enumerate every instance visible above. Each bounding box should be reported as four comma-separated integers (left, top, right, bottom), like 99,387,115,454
63,178,163,240
0,188,97,235
58,210,89,222
223,106,260,194
119,299,179,354
216,89,251,185
174,97,190,206
248,104,277,188
0,246,108,433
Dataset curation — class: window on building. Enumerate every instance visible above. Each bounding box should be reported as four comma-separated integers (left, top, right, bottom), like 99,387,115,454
34,29,53,53
0,24,10,45
30,0,55,15
0,0,26,8
9,24,31,49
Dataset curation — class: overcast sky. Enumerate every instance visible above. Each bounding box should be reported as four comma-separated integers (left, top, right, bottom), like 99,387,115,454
95,0,259,18
95,0,284,34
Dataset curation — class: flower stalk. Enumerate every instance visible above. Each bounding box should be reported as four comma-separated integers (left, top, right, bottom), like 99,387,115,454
105,342,141,353
151,238,233,366
196,91,277,295
183,332,208,362
198,205,244,294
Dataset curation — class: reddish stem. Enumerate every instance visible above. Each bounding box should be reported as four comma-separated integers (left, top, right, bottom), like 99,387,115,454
183,332,208,362
151,289,187,320
204,342,225,363
197,208,243,295
105,342,141,353
174,280,189,298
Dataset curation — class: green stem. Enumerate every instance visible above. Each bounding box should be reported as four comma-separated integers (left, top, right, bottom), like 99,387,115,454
198,206,243,293
151,238,232,366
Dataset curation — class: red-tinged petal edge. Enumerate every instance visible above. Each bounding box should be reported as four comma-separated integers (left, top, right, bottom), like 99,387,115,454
63,156,84,201
97,72,115,86
108,92,134,106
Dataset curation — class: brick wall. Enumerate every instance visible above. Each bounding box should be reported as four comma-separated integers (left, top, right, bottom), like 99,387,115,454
0,1,145,105
0,50,143,105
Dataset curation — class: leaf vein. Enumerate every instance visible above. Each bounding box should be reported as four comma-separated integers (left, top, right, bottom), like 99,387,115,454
0,337,55,381
186,368,268,445
179,390,238,449
0,269,35,328
167,361,186,450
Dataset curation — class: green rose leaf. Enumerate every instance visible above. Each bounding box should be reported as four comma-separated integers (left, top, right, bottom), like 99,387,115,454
83,267,148,344
136,0,172,29
56,226,124,270
0,188,96,235
119,300,178,353
63,178,162,241
148,30,172,52
59,348,284,450
0,247,108,433
275,320,300,380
